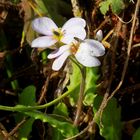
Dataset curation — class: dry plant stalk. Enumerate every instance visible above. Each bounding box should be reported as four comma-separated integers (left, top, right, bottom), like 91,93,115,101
97,0,140,127
65,0,140,139
71,0,82,17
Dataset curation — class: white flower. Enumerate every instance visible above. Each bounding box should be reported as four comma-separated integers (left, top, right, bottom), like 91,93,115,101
31,17,86,48
95,30,103,41
48,39,105,71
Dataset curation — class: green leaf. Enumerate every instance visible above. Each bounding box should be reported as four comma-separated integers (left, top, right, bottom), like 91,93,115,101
24,111,78,138
111,0,125,14
83,93,97,106
99,0,111,15
21,138,27,140
99,0,124,15
15,85,36,139
51,127,64,140
132,127,140,140
66,62,81,106
19,85,36,106
18,118,34,139
52,103,70,139
53,102,69,117
83,68,99,106
93,95,122,140
66,64,99,106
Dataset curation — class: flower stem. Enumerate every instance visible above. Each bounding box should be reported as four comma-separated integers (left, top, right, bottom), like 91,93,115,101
74,67,86,126
0,89,73,112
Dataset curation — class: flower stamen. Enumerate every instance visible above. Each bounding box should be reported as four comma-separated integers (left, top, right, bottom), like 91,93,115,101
52,28,64,41
53,30,61,36
70,42,80,54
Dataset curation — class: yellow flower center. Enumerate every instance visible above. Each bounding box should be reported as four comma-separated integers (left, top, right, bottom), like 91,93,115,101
52,28,64,41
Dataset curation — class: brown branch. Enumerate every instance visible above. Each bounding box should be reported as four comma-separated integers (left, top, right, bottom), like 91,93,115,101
98,0,140,125
61,1,140,139
98,16,123,120
107,0,140,101
65,119,96,140
94,16,110,33
4,118,26,140
37,75,50,104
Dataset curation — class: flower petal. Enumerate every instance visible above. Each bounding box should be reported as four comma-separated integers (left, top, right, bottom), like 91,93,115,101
31,36,57,48
76,54,101,67
52,51,71,71
32,17,58,35
62,17,86,31
61,27,86,44
75,45,101,67
95,30,103,41
48,45,71,59
83,39,105,57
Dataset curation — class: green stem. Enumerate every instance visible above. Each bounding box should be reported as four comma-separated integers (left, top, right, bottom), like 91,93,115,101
0,88,72,112
69,56,82,71
74,67,86,126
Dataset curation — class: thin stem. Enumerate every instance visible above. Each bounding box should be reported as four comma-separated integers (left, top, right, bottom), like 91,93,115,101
4,118,26,140
28,1,43,17
69,56,82,71
37,75,50,104
74,67,86,126
0,89,72,112
95,0,140,127
0,58,84,113
107,0,140,101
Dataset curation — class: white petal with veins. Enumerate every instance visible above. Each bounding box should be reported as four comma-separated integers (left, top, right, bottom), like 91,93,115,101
61,27,86,44
32,17,58,35
62,17,86,31
76,54,101,67
31,36,57,48
48,45,71,59
52,51,71,71
75,44,101,67
83,39,105,57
